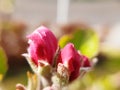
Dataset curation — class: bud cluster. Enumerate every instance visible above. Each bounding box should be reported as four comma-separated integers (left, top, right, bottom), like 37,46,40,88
16,26,91,90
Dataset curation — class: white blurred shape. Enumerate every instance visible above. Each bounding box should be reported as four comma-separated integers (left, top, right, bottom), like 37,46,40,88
105,23,120,48
57,0,70,24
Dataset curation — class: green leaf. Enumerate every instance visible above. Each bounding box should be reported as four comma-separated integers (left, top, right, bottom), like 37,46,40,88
59,29,99,58
0,47,8,81
59,35,71,48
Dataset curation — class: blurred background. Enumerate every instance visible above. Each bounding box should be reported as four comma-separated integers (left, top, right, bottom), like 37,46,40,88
0,0,120,90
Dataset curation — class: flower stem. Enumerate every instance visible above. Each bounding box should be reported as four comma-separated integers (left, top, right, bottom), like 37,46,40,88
52,47,60,68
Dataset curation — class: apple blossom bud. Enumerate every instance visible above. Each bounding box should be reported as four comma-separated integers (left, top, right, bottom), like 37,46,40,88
59,43,81,81
27,26,58,66
81,55,91,67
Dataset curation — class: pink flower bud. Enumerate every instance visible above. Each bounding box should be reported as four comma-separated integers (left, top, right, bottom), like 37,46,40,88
27,26,58,66
81,55,91,67
59,43,81,81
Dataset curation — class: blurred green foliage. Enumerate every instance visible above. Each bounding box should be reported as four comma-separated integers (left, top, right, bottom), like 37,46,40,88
0,47,7,81
59,29,99,58
0,72,27,90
